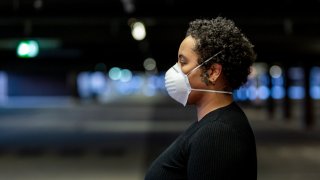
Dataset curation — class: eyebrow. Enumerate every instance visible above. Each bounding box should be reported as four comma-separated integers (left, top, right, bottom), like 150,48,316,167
178,54,187,61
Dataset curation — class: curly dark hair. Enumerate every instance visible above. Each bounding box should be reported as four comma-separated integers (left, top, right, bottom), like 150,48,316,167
186,16,256,91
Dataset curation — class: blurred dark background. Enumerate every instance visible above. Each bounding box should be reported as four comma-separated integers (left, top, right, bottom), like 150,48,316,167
0,0,320,180
1,0,320,73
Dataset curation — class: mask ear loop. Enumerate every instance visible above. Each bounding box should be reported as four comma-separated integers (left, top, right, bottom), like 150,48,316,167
191,88,233,94
186,50,223,76
185,50,233,95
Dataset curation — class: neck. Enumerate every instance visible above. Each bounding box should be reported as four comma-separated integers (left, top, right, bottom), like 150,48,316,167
196,93,233,121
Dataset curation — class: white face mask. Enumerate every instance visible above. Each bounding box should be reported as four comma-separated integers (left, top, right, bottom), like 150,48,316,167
164,51,232,106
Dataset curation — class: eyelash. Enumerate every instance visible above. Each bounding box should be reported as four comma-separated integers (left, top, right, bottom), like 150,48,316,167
179,59,187,65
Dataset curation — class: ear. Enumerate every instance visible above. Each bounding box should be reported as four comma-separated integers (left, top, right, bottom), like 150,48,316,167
208,63,222,83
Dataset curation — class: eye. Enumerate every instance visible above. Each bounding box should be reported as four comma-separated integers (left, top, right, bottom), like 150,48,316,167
179,58,187,65
179,61,186,66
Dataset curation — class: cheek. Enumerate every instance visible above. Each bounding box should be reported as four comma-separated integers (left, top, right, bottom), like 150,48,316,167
180,63,198,74
188,72,205,88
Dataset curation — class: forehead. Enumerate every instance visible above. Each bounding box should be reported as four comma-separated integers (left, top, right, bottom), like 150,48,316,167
179,36,196,52
178,36,198,60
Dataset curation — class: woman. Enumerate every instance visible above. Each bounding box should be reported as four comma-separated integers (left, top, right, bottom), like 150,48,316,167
145,17,257,180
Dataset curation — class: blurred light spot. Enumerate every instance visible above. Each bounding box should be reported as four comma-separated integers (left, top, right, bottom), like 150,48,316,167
113,74,143,95
235,87,248,101
253,62,268,74
0,71,8,104
17,40,39,58
109,67,122,80
90,72,106,94
310,66,320,85
259,74,270,86
271,86,285,99
147,76,157,89
271,76,284,86
248,66,257,79
131,21,146,41
34,0,43,10
288,86,305,100
288,67,304,80
143,86,156,97
310,86,320,99
121,0,135,13
246,86,257,100
131,75,144,88
154,74,165,90
116,81,134,95
120,69,133,82
269,65,282,78
77,72,91,98
257,86,270,100
143,58,157,71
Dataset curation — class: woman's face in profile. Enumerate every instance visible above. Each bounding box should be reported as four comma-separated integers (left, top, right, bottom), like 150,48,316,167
177,36,209,105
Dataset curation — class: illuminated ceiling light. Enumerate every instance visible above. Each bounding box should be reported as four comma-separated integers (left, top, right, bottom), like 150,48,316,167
17,40,39,58
131,21,146,41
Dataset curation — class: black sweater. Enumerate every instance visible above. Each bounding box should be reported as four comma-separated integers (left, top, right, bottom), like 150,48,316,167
144,102,257,180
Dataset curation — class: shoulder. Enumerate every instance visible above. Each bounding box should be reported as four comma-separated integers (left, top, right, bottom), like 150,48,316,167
201,121,236,135
188,102,254,148
201,102,248,124
218,102,248,121
202,102,252,134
